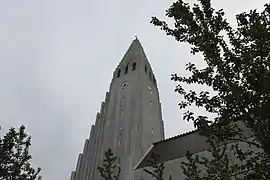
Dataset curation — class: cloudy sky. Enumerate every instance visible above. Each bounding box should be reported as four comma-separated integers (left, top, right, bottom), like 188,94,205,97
0,0,267,179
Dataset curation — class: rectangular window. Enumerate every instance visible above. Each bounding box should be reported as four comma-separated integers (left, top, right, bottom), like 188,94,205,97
125,64,128,74
132,62,136,71
117,70,121,77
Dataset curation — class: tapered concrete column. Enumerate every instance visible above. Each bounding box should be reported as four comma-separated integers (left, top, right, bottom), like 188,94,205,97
93,107,104,180
74,154,82,180
92,111,102,180
89,128,98,179
70,171,75,180
95,97,110,180
77,139,89,180
87,114,99,179
159,102,165,140
85,125,95,179
160,120,165,140
96,93,110,180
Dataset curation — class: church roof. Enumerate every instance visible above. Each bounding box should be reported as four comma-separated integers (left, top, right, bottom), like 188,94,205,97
134,129,210,169
134,121,252,170
153,129,198,145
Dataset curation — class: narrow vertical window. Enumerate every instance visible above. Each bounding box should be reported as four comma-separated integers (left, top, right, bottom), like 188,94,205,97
145,65,147,74
132,62,136,71
148,85,153,95
119,128,124,146
125,64,129,74
149,71,152,80
118,139,121,146
153,77,157,85
117,69,121,77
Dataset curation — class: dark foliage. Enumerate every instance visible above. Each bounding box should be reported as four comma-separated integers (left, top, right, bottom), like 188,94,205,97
144,153,165,180
0,125,41,180
151,0,270,179
98,148,120,180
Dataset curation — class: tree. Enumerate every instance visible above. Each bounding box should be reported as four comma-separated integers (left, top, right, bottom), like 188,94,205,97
151,0,270,179
0,125,41,180
98,148,120,180
181,138,243,180
143,153,165,180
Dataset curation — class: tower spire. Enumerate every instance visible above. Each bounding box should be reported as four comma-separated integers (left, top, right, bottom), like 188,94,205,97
71,38,164,180
116,36,147,68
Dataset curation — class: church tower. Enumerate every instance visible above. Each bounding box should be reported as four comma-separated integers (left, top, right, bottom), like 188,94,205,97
70,38,165,180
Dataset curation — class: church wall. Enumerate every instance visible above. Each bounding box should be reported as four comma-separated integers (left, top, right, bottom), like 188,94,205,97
110,68,145,180
225,138,263,179
137,138,262,180
135,149,210,180
101,46,163,180
136,56,163,158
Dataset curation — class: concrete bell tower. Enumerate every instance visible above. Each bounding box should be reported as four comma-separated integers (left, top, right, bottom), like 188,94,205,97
70,38,165,180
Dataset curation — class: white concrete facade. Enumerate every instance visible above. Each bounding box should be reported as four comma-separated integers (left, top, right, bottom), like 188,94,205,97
136,133,262,179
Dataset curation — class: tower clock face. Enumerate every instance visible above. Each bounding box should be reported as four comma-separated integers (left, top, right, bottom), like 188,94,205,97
121,81,130,89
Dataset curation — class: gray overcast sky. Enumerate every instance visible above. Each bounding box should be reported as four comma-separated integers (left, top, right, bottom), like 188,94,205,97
0,0,267,179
